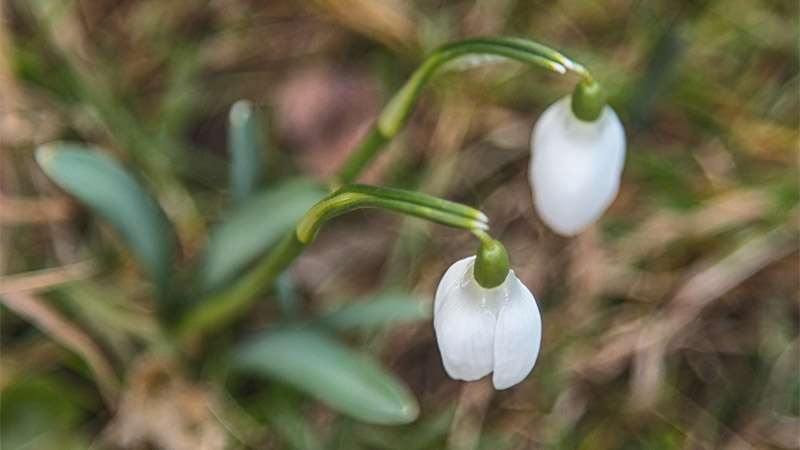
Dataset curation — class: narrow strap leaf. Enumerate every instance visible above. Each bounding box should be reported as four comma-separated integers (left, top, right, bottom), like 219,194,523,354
228,100,266,204
36,142,178,313
232,328,419,424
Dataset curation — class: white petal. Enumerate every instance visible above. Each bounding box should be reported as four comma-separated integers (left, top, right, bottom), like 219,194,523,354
529,96,626,235
433,256,496,381
491,272,542,390
434,256,474,317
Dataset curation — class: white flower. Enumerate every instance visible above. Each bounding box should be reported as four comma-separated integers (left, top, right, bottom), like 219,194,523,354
529,95,626,236
433,256,542,390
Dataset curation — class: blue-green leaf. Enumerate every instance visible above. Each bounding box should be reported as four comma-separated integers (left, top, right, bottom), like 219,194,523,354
228,100,265,203
232,328,419,425
317,292,430,332
199,179,327,292
35,142,177,303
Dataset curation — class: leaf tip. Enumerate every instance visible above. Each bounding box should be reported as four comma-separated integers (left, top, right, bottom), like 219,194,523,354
473,220,490,231
399,400,420,423
34,142,58,170
229,99,255,125
551,61,567,74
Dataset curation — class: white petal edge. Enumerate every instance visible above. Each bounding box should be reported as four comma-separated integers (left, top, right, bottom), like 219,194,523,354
433,256,495,381
434,256,474,317
491,272,542,390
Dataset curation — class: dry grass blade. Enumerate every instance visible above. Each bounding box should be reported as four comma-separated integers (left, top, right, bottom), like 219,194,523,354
0,291,119,406
620,188,772,262
447,378,495,450
653,384,754,449
313,0,415,51
630,221,798,408
0,194,75,224
579,219,798,396
670,222,798,310
103,356,228,450
0,260,96,295
205,385,269,448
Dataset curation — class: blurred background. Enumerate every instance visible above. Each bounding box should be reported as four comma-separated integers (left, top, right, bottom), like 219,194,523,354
1,0,798,448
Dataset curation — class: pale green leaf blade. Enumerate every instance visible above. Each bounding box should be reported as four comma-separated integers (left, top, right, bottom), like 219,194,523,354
35,142,177,303
228,100,265,203
317,292,430,332
200,179,327,292
232,328,419,425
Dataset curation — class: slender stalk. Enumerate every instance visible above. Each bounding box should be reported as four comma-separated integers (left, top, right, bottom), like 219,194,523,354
297,185,489,244
333,128,389,189
179,184,489,341
377,44,566,138
177,232,306,343
336,184,488,223
297,195,488,245
471,229,495,247
453,36,592,79
334,36,589,185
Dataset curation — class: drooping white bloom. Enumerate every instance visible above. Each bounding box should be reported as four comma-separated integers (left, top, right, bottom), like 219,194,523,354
433,256,542,390
529,96,626,236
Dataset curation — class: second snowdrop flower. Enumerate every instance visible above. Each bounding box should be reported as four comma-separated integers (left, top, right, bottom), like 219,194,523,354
433,240,542,390
529,79,626,236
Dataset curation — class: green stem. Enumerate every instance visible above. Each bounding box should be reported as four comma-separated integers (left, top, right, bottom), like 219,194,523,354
177,232,306,344
337,184,488,223
377,41,571,137
471,229,495,247
334,36,589,184
297,185,489,244
179,184,488,342
333,128,389,189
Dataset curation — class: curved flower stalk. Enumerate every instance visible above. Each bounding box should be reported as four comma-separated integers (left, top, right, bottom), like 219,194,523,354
335,36,586,185
182,36,600,343
434,239,542,390
179,184,489,340
529,80,626,235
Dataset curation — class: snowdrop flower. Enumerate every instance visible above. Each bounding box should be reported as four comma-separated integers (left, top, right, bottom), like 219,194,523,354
529,79,626,236
433,240,541,390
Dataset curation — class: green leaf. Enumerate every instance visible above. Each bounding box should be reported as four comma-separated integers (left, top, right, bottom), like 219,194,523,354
228,100,266,203
258,387,323,450
317,292,430,332
232,328,419,425
35,142,177,304
0,375,88,450
199,179,327,292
